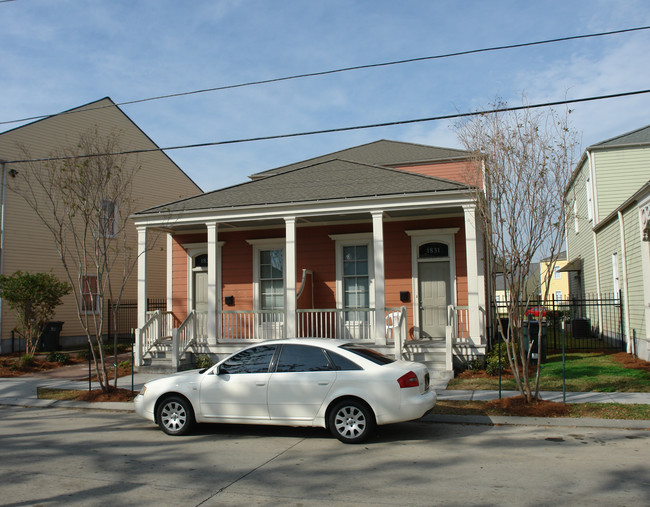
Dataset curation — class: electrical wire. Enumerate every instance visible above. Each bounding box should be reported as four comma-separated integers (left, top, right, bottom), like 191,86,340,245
1,25,649,127
5,88,650,165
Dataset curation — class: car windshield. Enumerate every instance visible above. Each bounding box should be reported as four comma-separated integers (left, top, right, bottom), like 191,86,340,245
340,344,395,365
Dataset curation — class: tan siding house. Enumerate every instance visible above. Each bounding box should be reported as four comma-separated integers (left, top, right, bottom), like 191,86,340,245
564,124,650,360
0,98,202,351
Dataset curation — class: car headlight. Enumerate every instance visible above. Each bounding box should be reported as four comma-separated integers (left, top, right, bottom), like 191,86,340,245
138,386,147,396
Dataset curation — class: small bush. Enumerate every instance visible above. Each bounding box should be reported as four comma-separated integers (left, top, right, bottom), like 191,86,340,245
17,354,36,368
194,354,214,369
46,351,70,364
117,359,131,369
486,343,509,376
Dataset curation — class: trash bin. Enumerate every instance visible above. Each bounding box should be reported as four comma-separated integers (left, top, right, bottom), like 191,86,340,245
523,321,547,364
572,318,591,339
39,321,64,352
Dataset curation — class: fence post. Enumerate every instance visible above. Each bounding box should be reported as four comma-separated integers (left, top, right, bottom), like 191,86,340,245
619,289,626,352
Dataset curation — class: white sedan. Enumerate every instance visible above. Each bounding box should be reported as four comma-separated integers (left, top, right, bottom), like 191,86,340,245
134,338,436,443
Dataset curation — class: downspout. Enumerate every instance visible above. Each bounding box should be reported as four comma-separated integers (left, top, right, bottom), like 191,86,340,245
0,161,7,354
618,211,632,352
588,150,604,331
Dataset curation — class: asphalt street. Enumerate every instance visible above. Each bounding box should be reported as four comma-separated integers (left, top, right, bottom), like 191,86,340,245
1,405,648,506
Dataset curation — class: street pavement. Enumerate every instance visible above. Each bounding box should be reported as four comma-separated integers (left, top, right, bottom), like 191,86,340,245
1,360,649,430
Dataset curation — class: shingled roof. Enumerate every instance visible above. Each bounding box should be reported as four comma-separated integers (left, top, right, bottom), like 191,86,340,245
250,139,471,179
591,124,650,148
137,158,470,215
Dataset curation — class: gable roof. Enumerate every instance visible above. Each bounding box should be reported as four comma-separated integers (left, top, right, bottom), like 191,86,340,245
590,124,650,148
250,139,471,179
137,158,470,215
1,97,202,192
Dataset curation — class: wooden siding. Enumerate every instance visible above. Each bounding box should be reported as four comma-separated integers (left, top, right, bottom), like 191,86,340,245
169,217,469,339
594,147,650,222
0,99,201,343
623,206,646,339
566,160,598,295
394,160,481,187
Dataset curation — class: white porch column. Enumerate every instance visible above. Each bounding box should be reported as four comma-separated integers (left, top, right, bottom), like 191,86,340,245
137,227,148,329
372,211,386,345
166,233,173,312
463,205,481,345
285,217,297,337
207,222,219,346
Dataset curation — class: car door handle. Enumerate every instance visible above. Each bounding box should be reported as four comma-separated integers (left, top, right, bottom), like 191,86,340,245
256,382,266,386
318,381,330,386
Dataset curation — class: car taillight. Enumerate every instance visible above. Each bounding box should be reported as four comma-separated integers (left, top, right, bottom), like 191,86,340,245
397,371,419,389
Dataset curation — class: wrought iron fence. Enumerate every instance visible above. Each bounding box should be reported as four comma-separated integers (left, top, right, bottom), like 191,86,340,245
490,292,624,353
105,298,167,344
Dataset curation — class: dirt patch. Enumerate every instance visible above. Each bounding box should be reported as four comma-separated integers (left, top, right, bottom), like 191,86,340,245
0,355,85,377
485,396,570,417
76,388,136,402
610,352,650,373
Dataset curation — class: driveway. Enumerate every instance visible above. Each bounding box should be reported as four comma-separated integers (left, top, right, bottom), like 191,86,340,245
1,405,648,506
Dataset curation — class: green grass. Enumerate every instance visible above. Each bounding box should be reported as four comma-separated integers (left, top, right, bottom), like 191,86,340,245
448,352,650,392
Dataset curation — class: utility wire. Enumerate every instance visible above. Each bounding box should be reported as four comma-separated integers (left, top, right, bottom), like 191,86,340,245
5,88,650,165
1,25,649,127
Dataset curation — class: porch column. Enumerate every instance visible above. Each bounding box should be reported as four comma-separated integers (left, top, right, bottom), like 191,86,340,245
463,204,481,345
137,227,147,329
207,222,219,346
372,211,386,345
285,217,297,337
166,233,173,312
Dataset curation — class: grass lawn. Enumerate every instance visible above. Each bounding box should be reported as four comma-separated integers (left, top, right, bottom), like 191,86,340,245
448,352,650,393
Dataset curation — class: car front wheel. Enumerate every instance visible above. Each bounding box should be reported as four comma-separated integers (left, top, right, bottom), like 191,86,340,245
328,399,376,444
157,396,195,436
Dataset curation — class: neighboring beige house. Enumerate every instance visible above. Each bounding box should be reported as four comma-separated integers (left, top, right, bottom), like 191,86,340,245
564,124,650,360
0,98,202,352
540,252,569,302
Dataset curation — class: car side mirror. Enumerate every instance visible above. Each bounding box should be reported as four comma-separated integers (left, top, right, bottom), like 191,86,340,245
217,364,228,375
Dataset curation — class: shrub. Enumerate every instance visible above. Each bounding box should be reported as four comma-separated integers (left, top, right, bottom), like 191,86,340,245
194,354,214,369
17,354,36,368
486,343,509,376
46,351,70,364
117,359,131,369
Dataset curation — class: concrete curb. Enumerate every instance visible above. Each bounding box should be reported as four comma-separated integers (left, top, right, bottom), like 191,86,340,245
422,413,650,430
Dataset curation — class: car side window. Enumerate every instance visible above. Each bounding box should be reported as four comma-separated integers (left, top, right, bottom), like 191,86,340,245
326,350,363,371
220,345,276,374
275,344,333,372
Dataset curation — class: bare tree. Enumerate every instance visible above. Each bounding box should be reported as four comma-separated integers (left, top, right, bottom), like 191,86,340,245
456,99,579,402
9,128,140,391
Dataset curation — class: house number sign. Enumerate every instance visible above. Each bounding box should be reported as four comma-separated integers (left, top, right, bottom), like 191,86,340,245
419,242,448,258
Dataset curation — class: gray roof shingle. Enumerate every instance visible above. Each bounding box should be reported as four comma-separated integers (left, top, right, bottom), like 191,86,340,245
592,124,650,147
137,158,470,214
250,139,471,179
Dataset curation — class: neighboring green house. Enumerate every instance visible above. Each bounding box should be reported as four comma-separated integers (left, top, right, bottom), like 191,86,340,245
564,124,650,361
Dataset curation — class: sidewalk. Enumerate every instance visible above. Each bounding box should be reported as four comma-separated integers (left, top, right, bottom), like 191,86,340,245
1,362,649,429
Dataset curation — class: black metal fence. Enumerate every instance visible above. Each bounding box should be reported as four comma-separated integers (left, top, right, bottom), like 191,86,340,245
490,292,625,353
105,298,167,344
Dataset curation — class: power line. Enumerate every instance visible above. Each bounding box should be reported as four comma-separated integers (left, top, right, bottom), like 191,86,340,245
5,88,650,165
2,25,649,127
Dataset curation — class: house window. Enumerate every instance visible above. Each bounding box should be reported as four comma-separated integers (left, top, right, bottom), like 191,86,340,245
554,266,562,279
573,198,579,233
81,275,99,313
554,291,563,301
343,245,369,321
260,249,284,312
100,200,117,237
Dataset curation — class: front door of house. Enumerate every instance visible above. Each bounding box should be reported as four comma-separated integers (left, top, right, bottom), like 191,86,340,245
418,261,450,338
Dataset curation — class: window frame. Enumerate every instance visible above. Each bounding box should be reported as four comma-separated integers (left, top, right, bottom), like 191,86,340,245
100,200,118,238
81,274,100,314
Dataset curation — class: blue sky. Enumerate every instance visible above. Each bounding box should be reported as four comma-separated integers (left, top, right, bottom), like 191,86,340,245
2,0,650,192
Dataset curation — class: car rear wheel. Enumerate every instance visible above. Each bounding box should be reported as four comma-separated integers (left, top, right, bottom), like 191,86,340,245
328,399,376,444
157,396,195,436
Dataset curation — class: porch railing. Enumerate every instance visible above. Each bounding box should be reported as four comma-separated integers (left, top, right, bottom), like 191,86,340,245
171,310,197,369
297,308,375,340
448,305,470,342
219,310,285,341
